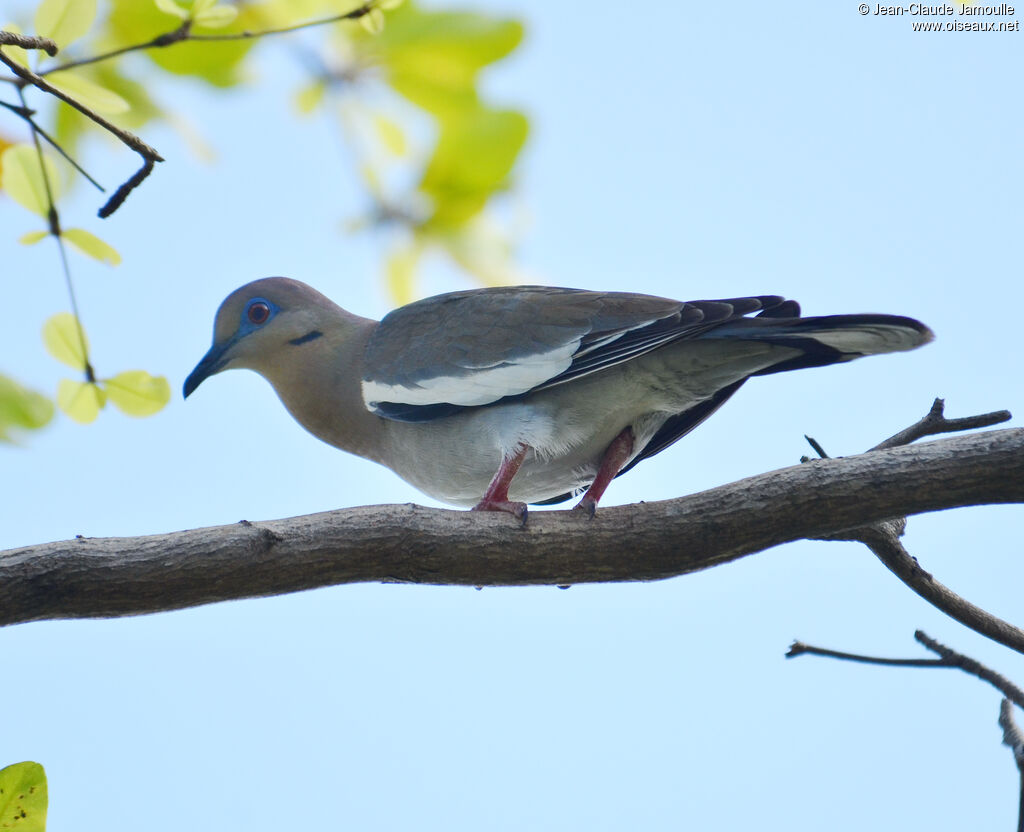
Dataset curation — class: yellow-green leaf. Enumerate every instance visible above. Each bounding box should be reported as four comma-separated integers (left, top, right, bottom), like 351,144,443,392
294,80,326,114
19,230,49,245
373,114,407,156
107,0,256,86
1,144,59,218
48,70,130,115
153,0,189,19
35,0,97,48
194,3,238,28
57,379,105,423
43,312,89,371
362,5,523,118
385,242,420,305
420,108,528,227
103,370,170,416
0,22,31,67
62,228,122,265
0,375,54,441
360,7,386,34
0,762,47,832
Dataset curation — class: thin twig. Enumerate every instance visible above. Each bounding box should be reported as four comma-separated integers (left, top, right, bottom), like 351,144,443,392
40,3,376,76
189,3,375,42
18,86,95,384
803,435,829,459
786,641,947,667
0,51,163,162
98,158,154,219
790,630,1024,709
793,632,1024,831
915,631,1024,708
37,22,192,76
872,397,1012,451
0,99,104,191
0,48,163,216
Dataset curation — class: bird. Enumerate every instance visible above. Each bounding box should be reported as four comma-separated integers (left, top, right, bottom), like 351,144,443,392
184,278,933,519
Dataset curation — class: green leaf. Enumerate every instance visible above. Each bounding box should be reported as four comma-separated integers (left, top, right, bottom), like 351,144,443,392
1,144,59,218
373,114,407,156
0,761,48,832
47,70,131,115
153,0,189,19
106,0,256,86
360,7,386,34
0,376,54,441
364,4,524,118
437,218,530,286
35,0,97,48
294,80,326,114
18,230,49,245
0,22,31,67
43,312,89,371
103,370,171,417
194,4,238,28
57,379,106,423
62,228,122,265
419,108,528,227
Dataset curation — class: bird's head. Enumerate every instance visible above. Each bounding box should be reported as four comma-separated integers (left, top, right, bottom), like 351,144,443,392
183,277,335,399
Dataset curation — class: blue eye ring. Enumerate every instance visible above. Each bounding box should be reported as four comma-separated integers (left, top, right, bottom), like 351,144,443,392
246,298,272,326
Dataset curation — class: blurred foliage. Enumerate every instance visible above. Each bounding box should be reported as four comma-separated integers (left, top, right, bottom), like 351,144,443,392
0,761,47,831
0,0,529,439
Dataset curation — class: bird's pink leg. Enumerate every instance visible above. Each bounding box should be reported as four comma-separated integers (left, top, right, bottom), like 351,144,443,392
573,427,635,517
472,444,529,521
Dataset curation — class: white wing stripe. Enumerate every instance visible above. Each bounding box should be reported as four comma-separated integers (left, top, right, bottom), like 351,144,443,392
362,341,579,408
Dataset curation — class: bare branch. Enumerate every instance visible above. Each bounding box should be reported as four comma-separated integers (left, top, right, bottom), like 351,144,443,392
872,397,1012,451
786,641,947,667
999,699,1024,832
1000,700,1024,764
0,99,104,190
2,428,1021,628
915,631,1024,707
791,630,1024,708
808,402,1022,652
830,523,1024,656
0,52,162,161
0,49,163,215
98,158,155,219
0,31,57,56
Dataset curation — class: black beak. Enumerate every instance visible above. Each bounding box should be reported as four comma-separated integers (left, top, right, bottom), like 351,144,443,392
183,340,234,399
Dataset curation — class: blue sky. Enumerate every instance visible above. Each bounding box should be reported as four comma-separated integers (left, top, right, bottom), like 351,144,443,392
3,2,1023,829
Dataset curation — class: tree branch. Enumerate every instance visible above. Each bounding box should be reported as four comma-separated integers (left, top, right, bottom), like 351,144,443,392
1,428,1021,628
790,629,1024,829
806,400,1023,653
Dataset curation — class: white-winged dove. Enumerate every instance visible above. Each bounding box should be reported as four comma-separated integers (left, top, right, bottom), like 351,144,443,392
184,278,933,518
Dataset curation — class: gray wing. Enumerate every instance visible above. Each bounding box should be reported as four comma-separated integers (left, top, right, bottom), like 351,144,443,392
361,285,789,422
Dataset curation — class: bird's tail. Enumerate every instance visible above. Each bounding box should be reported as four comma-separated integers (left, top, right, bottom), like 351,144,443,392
703,313,934,375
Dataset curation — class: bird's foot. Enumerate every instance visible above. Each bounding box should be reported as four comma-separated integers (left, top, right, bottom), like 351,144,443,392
472,499,528,524
571,498,597,518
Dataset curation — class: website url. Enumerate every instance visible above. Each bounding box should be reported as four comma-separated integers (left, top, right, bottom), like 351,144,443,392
911,18,1020,28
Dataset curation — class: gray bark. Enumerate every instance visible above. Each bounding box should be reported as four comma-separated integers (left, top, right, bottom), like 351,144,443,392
2,428,1022,628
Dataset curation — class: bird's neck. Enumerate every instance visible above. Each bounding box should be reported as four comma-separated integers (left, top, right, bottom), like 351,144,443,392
259,312,388,463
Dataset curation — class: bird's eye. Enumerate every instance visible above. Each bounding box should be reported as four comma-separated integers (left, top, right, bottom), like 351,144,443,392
247,301,271,325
